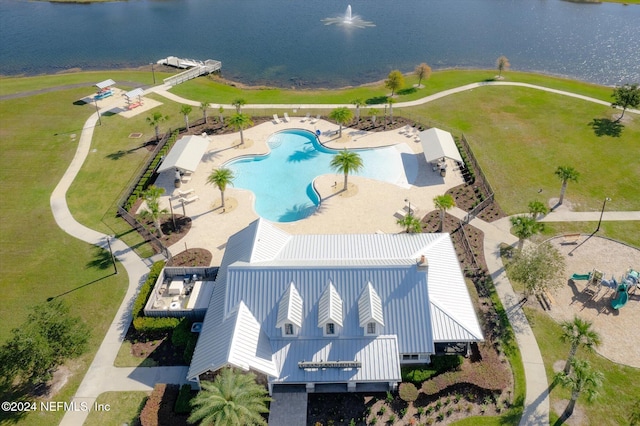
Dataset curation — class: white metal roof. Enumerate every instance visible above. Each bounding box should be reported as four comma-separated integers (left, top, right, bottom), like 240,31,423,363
317,281,343,328
419,128,463,164
95,79,115,89
123,87,144,99
276,282,303,328
358,282,385,327
157,135,209,173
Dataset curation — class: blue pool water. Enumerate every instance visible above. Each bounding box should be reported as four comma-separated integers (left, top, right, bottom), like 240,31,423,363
226,129,406,222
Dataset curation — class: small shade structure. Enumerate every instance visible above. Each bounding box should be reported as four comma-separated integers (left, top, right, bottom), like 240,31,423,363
157,135,209,173
419,128,463,164
95,79,115,90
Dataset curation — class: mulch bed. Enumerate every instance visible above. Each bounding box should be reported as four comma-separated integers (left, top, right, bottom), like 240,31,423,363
123,327,187,367
167,249,212,267
136,215,192,249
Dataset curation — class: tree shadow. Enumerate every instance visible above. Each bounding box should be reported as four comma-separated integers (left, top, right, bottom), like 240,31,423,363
588,117,623,137
365,96,387,105
397,87,417,95
86,245,117,271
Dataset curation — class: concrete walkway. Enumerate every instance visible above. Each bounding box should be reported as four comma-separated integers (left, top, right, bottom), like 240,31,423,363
51,112,188,426
46,80,639,425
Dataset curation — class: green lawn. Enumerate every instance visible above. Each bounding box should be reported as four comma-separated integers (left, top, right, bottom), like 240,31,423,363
83,391,149,426
0,88,129,425
539,221,640,249
403,85,640,214
525,308,640,426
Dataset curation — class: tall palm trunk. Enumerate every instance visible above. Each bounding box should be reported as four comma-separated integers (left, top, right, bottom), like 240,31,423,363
155,126,160,142
343,173,348,191
239,128,245,145
559,181,568,204
154,218,164,238
564,344,578,374
220,190,226,208
439,209,445,232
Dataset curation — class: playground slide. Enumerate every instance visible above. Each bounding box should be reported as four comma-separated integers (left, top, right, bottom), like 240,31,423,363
611,284,628,310
571,273,591,281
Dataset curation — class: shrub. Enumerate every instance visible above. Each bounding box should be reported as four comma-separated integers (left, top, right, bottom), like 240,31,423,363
379,406,387,415
386,390,394,403
174,384,193,414
388,414,396,423
399,382,419,403
133,316,181,333
183,334,198,364
171,318,192,347
370,418,377,425
401,367,436,384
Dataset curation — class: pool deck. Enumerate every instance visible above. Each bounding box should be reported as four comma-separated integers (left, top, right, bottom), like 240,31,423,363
147,117,464,265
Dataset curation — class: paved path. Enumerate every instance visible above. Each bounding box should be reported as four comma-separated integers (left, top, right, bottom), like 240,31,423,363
45,80,639,425
50,111,188,426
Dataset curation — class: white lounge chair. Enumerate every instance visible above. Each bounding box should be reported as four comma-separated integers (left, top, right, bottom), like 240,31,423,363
176,188,195,198
180,194,199,203
310,114,320,124
283,112,290,122
273,114,281,124
399,125,411,134
300,112,311,122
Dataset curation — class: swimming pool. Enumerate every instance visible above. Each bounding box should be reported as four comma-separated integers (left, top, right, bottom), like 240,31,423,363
226,129,409,222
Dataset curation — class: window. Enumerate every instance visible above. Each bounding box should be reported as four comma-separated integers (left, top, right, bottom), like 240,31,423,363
366,322,377,335
284,323,294,335
325,323,335,335
402,354,419,361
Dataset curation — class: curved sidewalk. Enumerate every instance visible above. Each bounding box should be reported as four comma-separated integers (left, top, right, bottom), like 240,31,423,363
51,112,187,426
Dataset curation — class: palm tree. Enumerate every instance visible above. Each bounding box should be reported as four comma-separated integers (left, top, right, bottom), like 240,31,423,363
387,97,395,124
227,113,254,145
218,106,225,124
140,185,168,237
385,70,405,97
510,215,544,251
397,214,422,233
433,194,455,232
207,168,235,209
330,149,363,191
232,98,246,113
554,166,580,205
368,107,380,127
555,358,603,419
180,104,193,131
351,98,365,123
188,367,271,426
146,111,169,142
528,200,548,221
496,56,510,78
559,316,601,374
200,101,211,124
414,63,432,88
328,107,354,138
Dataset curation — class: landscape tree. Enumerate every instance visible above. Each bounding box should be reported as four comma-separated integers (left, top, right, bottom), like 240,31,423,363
232,98,247,113
510,215,544,251
188,367,271,426
227,112,254,146
554,165,580,206
146,111,169,142
611,83,640,122
506,242,565,296
555,358,603,420
433,194,455,232
218,106,225,124
368,107,380,127
388,97,395,124
397,213,422,233
496,56,510,78
559,316,601,374
329,107,354,138
200,101,211,124
140,185,168,237
528,200,549,221
207,167,235,209
0,300,89,386
414,62,432,88
330,149,363,191
352,98,365,123
180,104,193,131
385,70,405,97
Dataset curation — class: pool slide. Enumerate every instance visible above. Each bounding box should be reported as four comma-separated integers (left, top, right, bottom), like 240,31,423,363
571,272,591,281
611,284,628,310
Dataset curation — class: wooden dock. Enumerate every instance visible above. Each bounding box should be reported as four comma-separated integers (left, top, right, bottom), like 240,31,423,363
160,58,222,87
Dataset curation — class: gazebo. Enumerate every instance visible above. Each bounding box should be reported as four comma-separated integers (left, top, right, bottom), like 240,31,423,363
157,135,209,175
419,128,463,165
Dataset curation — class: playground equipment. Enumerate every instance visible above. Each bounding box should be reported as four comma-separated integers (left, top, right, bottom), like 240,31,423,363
582,269,604,298
571,272,591,281
623,268,639,294
611,283,628,310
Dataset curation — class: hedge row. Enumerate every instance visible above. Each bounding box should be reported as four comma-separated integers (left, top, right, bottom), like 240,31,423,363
454,136,476,184
131,260,181,333
124,130,180,211
401,355,463,384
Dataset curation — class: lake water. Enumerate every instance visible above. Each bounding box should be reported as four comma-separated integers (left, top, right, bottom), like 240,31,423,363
1,0,638,87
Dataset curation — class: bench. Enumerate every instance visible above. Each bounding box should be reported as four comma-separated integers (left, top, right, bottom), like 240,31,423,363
561,233,581,245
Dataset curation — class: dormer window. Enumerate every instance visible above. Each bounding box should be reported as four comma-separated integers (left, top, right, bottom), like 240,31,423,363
284,323,294,336
366,322,377,335
325,323,335,335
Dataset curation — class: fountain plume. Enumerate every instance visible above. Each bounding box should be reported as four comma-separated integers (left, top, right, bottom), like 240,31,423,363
322,4,374,28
